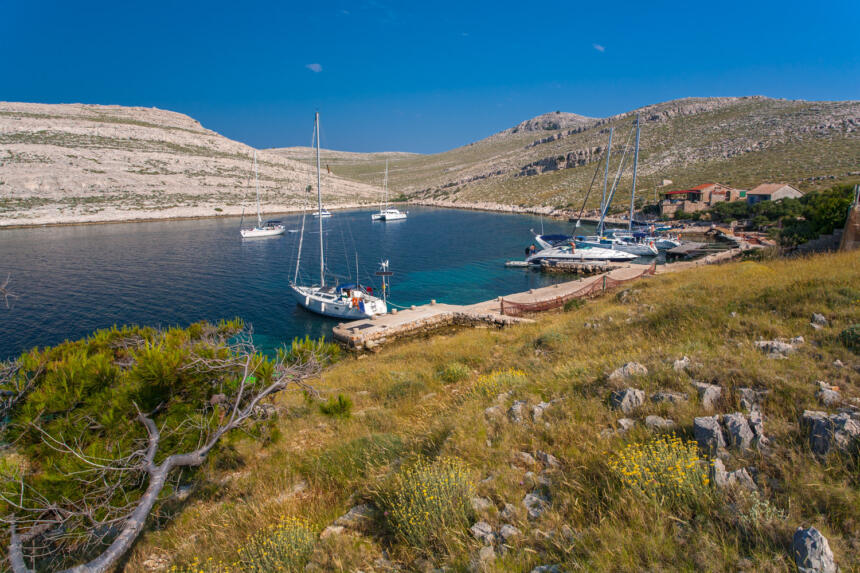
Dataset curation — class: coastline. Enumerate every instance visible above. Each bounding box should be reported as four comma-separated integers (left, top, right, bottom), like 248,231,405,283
0,198,636,231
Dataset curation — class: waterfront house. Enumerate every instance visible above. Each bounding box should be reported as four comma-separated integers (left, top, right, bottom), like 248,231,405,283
659,182,743,216
746,183,803,205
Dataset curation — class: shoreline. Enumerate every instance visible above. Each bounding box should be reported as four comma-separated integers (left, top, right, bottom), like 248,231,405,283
0,200,634,230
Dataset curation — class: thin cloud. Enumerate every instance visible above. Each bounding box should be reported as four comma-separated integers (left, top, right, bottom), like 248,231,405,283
593,43,605,52
305,63,323,73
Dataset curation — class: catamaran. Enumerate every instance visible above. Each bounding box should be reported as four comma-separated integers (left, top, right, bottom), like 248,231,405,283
240,150,286,238
290,112,388,320
372,159,407,221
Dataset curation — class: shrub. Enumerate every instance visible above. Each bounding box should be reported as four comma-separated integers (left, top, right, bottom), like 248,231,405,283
438,362,471,383
563,298,584,312
472,368,527,398
283,336,340,366
609,435,710,508
735,491,786,530
380,457,475,551
839,324,860,352
237,517,317,572
319,393,353,418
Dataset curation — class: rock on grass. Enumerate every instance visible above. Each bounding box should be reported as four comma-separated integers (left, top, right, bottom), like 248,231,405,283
793,527,837,573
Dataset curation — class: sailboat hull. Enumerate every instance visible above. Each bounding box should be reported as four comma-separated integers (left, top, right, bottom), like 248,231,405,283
290,284,387,319
241,226,285,238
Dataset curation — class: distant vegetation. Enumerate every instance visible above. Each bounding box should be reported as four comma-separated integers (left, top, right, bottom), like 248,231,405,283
685,183,856,245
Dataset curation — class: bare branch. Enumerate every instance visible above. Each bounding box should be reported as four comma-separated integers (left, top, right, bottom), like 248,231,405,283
1,273,18,310
5,328,323,573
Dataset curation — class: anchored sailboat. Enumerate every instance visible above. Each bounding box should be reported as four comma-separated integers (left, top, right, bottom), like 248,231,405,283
290,112,388,320
240,150,285,238
372,159,407,221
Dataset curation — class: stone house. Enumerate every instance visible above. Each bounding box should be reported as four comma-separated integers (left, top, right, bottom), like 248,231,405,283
746,183,804,205
659,182,744,216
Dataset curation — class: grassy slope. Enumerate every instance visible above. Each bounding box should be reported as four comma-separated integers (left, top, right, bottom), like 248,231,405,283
128,251,860,571
274,98,860,213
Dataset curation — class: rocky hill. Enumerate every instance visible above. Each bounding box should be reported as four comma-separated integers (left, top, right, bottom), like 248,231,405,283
280,96,860,214
0,102,381,226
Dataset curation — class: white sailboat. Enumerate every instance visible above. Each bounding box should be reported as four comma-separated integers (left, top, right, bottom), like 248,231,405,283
240,150,285,238
290,112,388,320
372,159,407,221
526,243,637,263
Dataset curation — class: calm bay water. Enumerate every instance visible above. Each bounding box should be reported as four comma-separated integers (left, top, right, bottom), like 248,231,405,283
0,207,591,359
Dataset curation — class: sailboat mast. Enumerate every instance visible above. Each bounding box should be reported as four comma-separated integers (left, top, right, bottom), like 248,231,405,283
598,128,613,236
629,113,640,232
383,159,389,210
254,150,262,227
315,112,325,287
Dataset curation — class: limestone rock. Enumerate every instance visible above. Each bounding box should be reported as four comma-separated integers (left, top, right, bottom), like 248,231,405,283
532,401,552,422
530,566,561,573
471,496,493,512
470,521,496,545
484,405,503,419
609,362,648,381
499,524,521,542
651,391,688,404
320,525,346,539
618,418,636,432
802,410,860,457
737,387,769,411
610,388,646,414
141,554,170,571
333,504,374,530
811,313,828,330
710,459,757,491
723,412,756,450
500,503,517,521
792,527,837,573
515,451,537,466
816,381,841,407
508,400,529,424
693,382,722,410
536,450,561,469
673,356,691,372
754,339,797,358
694,415,726,453
522,492,549,520
645,415,675,430
470,545,496,572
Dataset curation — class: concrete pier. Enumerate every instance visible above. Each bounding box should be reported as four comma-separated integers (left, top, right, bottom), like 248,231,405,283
332,264,652,351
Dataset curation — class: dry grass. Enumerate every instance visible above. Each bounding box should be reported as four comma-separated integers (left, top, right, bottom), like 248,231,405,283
126,250,860,571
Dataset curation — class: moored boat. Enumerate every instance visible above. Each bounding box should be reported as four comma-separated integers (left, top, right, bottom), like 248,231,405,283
291,112,387,320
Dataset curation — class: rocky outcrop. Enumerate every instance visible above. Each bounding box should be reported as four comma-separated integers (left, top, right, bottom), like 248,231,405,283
792,527,837,573
694,412,767,454
710,459,757,491
693,382,723,410
608,362,648,382
610,388,646,414
755,337,803,358
802,410,860,457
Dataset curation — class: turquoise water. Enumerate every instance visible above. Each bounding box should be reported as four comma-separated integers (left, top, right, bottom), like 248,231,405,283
0,207,595,359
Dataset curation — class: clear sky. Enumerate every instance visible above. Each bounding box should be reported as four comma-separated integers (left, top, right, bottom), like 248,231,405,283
2,0,858,153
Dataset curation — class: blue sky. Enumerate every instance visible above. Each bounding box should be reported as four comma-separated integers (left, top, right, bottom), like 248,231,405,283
2,1,858,153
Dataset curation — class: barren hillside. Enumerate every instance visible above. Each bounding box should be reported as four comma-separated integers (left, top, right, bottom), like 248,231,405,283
277,97,860,213
0,102,381,226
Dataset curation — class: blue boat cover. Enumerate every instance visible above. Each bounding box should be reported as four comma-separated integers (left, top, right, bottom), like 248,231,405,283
336,283,357,292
